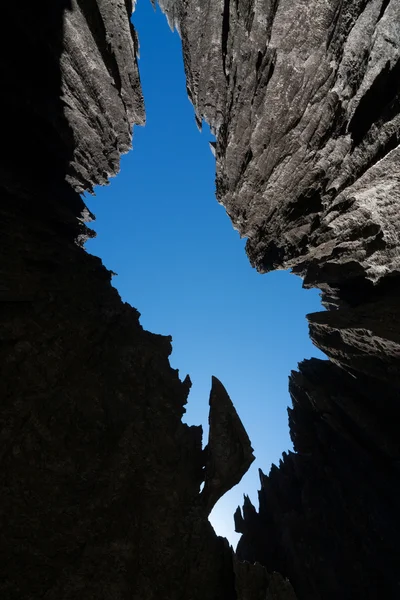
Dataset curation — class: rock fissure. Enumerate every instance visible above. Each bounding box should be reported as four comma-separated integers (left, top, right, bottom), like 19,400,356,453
1,0,400,598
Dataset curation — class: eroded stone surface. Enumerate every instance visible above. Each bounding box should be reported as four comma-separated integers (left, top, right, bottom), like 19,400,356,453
3,0,400,598
157,0,400,598
62,0,145,193
0,2,258,599
159,0,400,290
201,376,255,514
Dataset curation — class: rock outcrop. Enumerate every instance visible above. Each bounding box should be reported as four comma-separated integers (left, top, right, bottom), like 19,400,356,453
201,376,255,514
2,0,400,598
1,2,262,599
156,0,400,598
159,0,400,290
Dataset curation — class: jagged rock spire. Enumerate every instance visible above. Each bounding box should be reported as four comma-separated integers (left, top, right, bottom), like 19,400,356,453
201,376,255,514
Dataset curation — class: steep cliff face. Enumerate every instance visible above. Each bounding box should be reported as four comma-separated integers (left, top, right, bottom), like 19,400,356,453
235,358,400,599
160,0,400,291
157,0,400,598
62,0,145,193
3,0,400,598
1,2,281,599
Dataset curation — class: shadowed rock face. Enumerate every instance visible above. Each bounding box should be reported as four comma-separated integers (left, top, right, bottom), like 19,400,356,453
0,2,291,599
156,0,400,598
201,376,255,514
2,0,399,599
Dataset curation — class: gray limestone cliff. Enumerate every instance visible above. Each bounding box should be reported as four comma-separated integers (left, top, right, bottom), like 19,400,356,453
156,0,400,598
0,1,291,598
1,0,399,598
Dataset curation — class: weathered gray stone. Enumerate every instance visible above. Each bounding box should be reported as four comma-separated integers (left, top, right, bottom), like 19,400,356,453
2,0,400,598
157,0,400,598
0,2,253,599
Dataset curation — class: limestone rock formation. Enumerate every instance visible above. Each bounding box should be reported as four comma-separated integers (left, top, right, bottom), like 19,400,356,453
159,0,400,291
62,0,145,193
2,0,400,598
1,2,259,599
201,376,255,514
156,0,400,598
234,557,298,600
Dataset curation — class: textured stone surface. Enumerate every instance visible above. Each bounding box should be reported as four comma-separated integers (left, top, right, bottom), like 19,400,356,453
3,0,400,598
0,2,263,599
160,0,400,290
235,358,400,599
157,0,400,598
62,0,145,193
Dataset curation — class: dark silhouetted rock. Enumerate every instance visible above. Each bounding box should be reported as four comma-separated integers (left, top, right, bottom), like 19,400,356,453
201,376,255,514
3,0,400,598
157,0,400,598
0,2,257,599
234,557,298,600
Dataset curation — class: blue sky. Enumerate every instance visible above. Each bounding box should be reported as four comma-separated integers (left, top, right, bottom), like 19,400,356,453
85,0,325,546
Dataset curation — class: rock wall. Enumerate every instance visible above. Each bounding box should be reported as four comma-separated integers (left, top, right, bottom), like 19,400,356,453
2,0,399,598
0,1,293,599
156,0,400,598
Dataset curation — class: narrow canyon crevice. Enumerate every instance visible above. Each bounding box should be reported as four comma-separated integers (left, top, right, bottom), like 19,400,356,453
1,1,400,599
85,0,325,548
